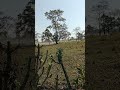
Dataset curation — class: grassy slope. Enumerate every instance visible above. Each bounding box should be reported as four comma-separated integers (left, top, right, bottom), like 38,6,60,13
39,40,85,87
86,33,120,90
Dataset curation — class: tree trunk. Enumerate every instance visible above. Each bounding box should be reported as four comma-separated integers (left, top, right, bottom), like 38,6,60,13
103,29,105,35
55,39,58,44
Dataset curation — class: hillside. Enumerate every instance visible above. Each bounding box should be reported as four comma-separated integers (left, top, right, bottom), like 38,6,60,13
38,40,85,89
86,33,120,90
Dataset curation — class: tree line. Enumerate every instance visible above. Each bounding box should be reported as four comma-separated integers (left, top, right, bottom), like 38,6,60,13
86,0,120,35
36,9,85,44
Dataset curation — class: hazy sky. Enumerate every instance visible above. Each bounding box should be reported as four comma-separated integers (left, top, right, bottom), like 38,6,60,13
35,0,85,37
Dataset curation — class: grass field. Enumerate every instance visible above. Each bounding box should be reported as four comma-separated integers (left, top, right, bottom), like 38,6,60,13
38,33,120,89
86,33,120,90
38,40,85,89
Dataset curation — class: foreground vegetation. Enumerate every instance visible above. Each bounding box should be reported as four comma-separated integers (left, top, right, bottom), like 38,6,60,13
37,40,85,89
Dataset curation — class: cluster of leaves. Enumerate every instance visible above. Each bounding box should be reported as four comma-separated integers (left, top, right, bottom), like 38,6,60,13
73,27,85,40
41,25,71,43
86,14,120,35
41,28,52,43
16,0,35,39
42,9,71,44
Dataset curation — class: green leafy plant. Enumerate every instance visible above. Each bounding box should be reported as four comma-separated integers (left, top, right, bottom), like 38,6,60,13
56,48,72,90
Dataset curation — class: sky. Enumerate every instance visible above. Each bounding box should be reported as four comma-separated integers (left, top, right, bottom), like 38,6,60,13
35,0,85,38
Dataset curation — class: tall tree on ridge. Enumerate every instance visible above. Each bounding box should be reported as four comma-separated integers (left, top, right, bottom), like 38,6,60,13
45,9,66,44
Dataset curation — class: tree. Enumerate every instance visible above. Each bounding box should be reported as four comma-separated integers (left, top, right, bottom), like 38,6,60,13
57,23,71,40
76,32,84,40
73,27,81,40
35,32,41,44
66,32,71,40
41,28,52,44
70,37,75,40
100,14,115,34
45,9,66,44
59,30,71,40
91,0,109,35
16,0,35,41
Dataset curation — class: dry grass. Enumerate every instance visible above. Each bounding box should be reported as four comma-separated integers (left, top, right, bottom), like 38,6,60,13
86,33,120,90
39,40,85,88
